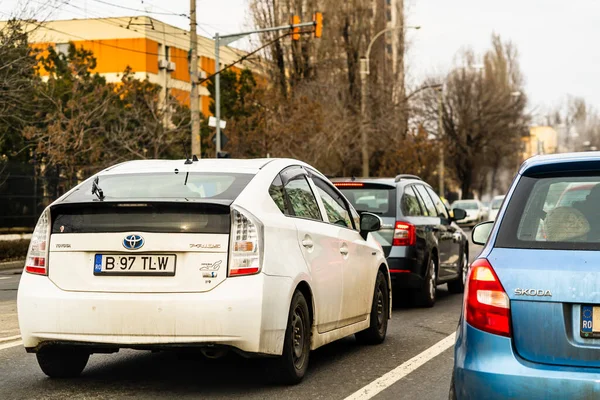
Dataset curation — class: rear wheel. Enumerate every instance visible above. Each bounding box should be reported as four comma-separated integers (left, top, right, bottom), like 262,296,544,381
272,290,311,385
36,347,89,378
448,248,468,294
413,256,436,308
356,270,389,345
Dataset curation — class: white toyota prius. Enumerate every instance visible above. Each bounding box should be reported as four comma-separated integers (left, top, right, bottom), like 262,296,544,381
18,158,390,383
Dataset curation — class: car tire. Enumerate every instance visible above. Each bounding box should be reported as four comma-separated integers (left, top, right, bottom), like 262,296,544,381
272,290,311,385
414,256,437,308
355,270,389,345
36,347,90,378
448,248,468,294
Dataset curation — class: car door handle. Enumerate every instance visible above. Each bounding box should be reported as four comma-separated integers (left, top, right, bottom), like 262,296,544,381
302,238,314,249
339,245,349,255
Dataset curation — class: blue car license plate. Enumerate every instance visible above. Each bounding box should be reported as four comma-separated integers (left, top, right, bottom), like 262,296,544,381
581,305,600,338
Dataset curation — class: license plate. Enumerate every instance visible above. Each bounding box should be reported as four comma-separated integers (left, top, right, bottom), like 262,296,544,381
581,305,600,338
94,254,176,276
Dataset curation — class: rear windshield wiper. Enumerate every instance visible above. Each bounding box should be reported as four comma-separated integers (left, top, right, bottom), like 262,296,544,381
91,176,105,200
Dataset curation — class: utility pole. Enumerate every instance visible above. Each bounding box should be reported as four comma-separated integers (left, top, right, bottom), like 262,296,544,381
190,0,201,157
360,57,369,177
437,88,444,197
215,33,221,157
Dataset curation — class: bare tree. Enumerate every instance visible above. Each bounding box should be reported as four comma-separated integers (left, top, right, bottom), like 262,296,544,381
413,35,528,198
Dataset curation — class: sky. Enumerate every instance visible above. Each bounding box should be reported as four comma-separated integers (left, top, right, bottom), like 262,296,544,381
2,0,599,118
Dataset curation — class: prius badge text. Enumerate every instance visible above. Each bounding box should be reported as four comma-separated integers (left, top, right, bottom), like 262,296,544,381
514,288,552,297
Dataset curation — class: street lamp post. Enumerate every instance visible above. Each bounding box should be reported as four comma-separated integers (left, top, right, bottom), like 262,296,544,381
359,25,420,177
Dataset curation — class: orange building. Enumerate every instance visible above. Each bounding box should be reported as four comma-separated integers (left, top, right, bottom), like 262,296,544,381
2,16,260,116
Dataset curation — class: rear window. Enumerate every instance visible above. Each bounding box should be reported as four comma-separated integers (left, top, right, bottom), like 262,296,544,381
491,198,504,209
51,203,230,234
496,176,600,250
63,172,254,202
337,185,396,217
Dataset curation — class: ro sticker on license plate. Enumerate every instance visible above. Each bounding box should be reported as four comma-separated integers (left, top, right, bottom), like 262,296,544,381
581,305,600,338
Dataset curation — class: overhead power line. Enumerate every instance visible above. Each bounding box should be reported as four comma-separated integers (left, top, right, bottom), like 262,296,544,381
90,0,189,19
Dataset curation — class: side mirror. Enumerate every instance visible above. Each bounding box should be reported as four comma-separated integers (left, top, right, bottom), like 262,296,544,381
452,208,467,221
472,221,494,246
360,212,382,239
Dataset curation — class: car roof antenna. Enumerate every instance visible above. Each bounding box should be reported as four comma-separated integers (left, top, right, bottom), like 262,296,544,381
182,143,193,165
192,155,199,162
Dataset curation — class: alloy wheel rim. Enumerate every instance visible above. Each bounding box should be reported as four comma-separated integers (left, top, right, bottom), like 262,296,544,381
376,285,385,331
429,260,436,299
291,306,305,369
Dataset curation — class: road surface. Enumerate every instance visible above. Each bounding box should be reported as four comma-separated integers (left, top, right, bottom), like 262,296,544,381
0,235,483,400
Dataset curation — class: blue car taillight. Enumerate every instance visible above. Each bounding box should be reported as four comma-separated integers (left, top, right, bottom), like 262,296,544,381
465,258,511,337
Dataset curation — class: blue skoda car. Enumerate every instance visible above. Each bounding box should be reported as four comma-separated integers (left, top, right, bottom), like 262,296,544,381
451,152,600,399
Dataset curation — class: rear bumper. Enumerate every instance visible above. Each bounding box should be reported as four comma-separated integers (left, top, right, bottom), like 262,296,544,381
454,323,600,399
17,272,293,356
387,257,423,289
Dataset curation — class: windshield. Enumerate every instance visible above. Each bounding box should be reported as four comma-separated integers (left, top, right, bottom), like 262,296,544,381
453,201,478,210
63,172,255,202
497,176,600,250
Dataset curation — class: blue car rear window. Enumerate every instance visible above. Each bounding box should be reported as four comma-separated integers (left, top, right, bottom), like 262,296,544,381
496,175,600,250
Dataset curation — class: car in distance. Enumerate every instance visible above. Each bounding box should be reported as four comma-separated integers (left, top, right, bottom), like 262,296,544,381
18,158,390,384
332,175,468,307
487,195,505,221
451,199,485,227
451,152,600,399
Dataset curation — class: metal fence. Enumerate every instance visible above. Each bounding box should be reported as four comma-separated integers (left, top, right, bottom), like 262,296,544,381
0,162,71,232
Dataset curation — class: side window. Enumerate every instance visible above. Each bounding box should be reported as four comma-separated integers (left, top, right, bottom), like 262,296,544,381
269,174,287,214
425,186,449,219
284,176,322,221
312,177,353,229
401,186,424,216
415,185,438,217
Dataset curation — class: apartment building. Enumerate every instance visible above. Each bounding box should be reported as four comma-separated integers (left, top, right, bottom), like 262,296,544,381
5,16,259,116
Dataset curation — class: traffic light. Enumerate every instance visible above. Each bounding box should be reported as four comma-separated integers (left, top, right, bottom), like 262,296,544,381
314,12,323,38
291,15,300,40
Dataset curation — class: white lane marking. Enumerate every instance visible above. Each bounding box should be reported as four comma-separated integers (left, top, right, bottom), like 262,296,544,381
344,332,457,400
0,335,21,343
0,339,22,351
0,277,11,280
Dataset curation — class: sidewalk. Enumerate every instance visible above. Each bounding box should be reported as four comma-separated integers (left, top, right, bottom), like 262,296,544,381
0,261,23,271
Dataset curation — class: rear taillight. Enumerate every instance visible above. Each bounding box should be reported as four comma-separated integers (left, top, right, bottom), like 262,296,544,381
229,206,263,277
25,208,50,276
465,258,511,337
392,221,416,246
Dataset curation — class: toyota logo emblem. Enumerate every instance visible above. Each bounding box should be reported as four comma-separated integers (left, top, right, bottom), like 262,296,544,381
123,234,144,250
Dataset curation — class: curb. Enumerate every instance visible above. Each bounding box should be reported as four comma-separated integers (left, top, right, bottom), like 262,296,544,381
0,260,24,271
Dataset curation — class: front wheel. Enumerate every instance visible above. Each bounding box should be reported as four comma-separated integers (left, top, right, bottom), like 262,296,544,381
356,270,389,345
271,290,311,385
36,347,89,378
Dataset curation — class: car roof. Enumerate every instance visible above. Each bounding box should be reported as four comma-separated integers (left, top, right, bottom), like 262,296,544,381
520,152,600,176
100,158,276,175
